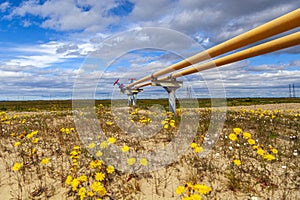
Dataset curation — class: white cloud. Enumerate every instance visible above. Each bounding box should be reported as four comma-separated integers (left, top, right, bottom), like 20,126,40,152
0,1,9,12
4,40,98,68
7,0,117,31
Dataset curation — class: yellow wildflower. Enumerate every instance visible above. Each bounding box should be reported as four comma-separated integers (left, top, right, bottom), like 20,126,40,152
65,128,70,134
70,150,80,159
170,120,175,127
73,146,81,150
106,165,115,174
14,141,21,147
79,175,88,182
193,184,212,195
32,148,37,154
31,130,38,136
95,172,105,181
228,133,238,141
271,148,278,154
194,146,203,153
100,141,108,149
88,142,96,149
90,160,103,169
257,148,265,156
40,158,50,165
106,121,113,126
65,175,73,185
91,182,107,196
248,139,255,145
164,124,169,129
127,158,136,166
139,158,148,166
96,151,103,157
175,185,185,195
78,187,86,200
122,145,130,152
87,191,94,197
233,159,241,166
192,194,202,200
12,162,23,171
233,128,242,135
71,178,80,191
190,142,197,149
108,137,116,144
242,132,251,139
32,138,39,143
26,133,34,139
263,154,275,161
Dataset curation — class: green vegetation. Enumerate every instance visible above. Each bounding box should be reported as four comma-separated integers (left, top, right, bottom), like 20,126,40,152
0,98,299,112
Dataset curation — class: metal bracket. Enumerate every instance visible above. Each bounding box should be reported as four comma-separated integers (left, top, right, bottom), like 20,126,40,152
151,78,182,115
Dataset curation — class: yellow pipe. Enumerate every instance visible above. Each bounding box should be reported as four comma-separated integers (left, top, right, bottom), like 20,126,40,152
168,31,300,78
126,8,300,88
135,31,300,88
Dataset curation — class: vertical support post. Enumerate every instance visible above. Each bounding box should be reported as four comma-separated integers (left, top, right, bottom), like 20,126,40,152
164,86,180,115
125,89,142,106
132,93,137,106
151,79,182,115
128,95,132,106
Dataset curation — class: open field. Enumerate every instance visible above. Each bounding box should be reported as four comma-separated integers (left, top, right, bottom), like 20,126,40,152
1,98,300,112
0,99,299,199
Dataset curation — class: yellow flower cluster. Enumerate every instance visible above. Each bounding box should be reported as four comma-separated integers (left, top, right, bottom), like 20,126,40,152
129,108,153,124
126,157,148,166
190,142,203,153
26,130,38,139
0,111,8,122
66,150,114,199
161,118,176,129
139,116,152,124
60,127,75,134
176,182,212,199
91,181,107,196
90,160,103,169
228,128,278,161
70,146,81,170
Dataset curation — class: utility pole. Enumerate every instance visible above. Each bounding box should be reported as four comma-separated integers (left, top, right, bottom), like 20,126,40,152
293,83,296,98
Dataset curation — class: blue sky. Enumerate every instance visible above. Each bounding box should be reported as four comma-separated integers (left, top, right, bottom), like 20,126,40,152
0,0,300,100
